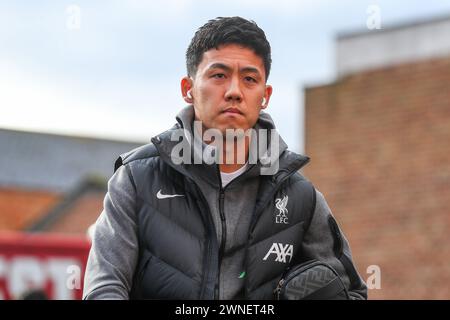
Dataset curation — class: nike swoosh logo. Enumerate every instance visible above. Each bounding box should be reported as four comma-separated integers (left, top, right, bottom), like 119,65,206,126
156,189,185,199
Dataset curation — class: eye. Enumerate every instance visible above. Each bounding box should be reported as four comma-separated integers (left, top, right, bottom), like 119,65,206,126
244,76,257,83
212,73,225,79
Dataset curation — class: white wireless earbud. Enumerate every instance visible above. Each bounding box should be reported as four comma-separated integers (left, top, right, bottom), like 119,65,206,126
261,97,266,106
187,90,193,99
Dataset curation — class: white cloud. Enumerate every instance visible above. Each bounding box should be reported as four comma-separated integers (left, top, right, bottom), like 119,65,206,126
0,61,182,142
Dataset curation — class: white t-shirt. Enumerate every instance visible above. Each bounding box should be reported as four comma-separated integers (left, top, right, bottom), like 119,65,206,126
220,163,249,188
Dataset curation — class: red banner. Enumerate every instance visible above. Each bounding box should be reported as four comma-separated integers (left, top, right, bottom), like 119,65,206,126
0,231,91,300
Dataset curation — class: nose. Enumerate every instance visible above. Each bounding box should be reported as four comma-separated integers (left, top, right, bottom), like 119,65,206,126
224,76,243,103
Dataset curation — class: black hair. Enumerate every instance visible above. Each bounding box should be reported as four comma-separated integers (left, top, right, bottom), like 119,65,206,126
186,16,272,81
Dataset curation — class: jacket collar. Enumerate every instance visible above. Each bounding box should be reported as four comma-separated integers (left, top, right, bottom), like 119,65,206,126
151,105,310,186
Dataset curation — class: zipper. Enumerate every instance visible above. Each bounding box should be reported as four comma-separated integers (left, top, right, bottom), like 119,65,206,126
215,188,226,300
274,264,305,300
190,182,216,300
273,278,285,299
214,163,255,299
273,260,311,299
215,165,226,300
218,190,226,259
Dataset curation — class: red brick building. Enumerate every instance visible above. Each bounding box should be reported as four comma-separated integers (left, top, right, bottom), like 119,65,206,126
304,16,450,299
0,129,142,299
0,129,142,235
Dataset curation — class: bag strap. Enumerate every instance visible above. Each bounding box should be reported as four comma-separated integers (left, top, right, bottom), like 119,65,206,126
328,216,361,291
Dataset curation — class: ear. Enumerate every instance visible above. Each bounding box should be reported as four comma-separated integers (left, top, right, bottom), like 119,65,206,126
261,85,273,110
181,76,194,104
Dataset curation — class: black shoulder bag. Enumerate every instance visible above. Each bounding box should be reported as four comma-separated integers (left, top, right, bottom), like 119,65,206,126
274,259,350,300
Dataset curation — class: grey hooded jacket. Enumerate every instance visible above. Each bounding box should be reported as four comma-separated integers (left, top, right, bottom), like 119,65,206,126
83,106,367,300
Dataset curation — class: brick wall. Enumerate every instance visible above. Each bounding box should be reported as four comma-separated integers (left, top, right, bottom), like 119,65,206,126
0,188,61,231
304,56,450,299
0,187,104,236
46,191,104,235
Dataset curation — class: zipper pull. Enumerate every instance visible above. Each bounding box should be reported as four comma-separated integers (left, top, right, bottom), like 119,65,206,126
273,278,285,299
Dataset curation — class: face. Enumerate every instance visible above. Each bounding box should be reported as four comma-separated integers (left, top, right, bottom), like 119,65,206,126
181,44,272,134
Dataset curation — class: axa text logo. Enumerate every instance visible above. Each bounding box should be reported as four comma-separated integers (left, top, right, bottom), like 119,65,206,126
263,243,293,263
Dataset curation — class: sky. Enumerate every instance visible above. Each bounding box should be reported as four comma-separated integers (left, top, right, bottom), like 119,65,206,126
1,0,450,153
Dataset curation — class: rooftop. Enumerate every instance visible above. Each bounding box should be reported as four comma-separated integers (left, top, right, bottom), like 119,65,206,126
336,14,450,77
0,128,144,192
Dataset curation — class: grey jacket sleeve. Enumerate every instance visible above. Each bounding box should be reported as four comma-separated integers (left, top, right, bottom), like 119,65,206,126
82,165,139,300
300,189,368,300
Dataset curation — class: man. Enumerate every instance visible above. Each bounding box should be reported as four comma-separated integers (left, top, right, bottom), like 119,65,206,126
83,16,367,300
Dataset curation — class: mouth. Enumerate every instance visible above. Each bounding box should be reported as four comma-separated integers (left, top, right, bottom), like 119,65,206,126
222,107,243,115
